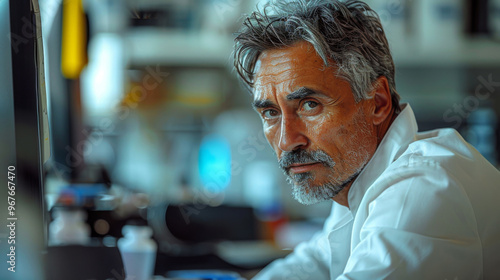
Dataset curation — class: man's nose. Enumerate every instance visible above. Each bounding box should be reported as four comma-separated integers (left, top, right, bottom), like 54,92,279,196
278,115,308,152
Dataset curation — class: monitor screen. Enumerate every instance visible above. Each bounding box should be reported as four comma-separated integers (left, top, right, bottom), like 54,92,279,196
0,0,48,279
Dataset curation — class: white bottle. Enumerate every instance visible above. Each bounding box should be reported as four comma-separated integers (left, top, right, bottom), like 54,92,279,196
118,225,157,280
49,208,90,246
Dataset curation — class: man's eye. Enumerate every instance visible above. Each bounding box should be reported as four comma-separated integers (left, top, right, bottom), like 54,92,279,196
302,100,319,111
262,109,279,119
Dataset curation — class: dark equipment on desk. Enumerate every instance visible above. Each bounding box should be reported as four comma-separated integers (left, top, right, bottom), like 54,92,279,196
165,204,259,243
45,245,125,280
148,203,281,275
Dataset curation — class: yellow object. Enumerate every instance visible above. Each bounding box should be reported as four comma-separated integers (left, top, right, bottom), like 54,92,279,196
61,0,88,79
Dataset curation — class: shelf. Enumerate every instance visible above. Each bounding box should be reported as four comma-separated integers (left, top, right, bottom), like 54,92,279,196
125,28,234,67
392,38,500,68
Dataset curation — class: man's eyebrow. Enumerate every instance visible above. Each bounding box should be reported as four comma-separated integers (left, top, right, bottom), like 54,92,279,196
286,87,321,100
252,99,275,109
252,87,326,109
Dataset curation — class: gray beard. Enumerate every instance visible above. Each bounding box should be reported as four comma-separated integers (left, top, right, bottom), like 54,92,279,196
287,166,364,205
279,106,373,205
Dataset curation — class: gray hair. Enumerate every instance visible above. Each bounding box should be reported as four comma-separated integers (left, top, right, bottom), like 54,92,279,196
233,0,401,113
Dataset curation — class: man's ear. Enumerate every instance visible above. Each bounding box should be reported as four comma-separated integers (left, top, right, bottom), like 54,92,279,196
370,76,392,126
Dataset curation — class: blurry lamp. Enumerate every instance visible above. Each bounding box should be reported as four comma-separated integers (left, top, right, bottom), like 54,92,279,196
198,134,231,192
81,33,125,117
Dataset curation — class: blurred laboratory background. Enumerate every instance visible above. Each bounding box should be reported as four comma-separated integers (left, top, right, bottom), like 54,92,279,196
1,0,500,279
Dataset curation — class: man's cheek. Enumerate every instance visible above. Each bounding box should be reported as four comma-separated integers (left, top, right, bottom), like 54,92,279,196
311,129,336,146
263,128,279,153
316,137,340,159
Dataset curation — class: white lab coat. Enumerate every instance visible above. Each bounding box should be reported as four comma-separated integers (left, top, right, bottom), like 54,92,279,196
254,104,500,280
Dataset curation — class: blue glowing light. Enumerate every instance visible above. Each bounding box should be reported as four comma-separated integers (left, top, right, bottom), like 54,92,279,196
198,134,231,192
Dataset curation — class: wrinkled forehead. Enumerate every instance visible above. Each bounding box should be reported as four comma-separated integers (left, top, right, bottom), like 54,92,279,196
253,41,332,96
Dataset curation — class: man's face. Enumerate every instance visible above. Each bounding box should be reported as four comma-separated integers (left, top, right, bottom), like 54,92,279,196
252,41,378,205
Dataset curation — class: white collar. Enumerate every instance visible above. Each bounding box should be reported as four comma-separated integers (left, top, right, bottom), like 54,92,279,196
346,103,418,214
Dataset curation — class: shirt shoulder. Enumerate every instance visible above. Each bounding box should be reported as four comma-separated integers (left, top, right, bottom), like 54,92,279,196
357,126,500,236
384,127,495,177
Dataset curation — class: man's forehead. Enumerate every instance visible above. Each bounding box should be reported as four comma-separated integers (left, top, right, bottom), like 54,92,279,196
257,48,300,67
251,41,348,105
255,42,318,71
254,42,331,83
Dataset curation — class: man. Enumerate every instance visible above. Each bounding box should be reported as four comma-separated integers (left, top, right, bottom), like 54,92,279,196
233,0,500,279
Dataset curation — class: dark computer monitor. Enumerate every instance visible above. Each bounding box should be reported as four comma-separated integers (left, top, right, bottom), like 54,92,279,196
0,0,49,279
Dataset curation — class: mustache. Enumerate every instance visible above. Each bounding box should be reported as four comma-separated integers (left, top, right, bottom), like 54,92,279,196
278,149,335,172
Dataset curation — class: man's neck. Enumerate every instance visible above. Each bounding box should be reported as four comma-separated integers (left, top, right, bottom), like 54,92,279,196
332,181,353,208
